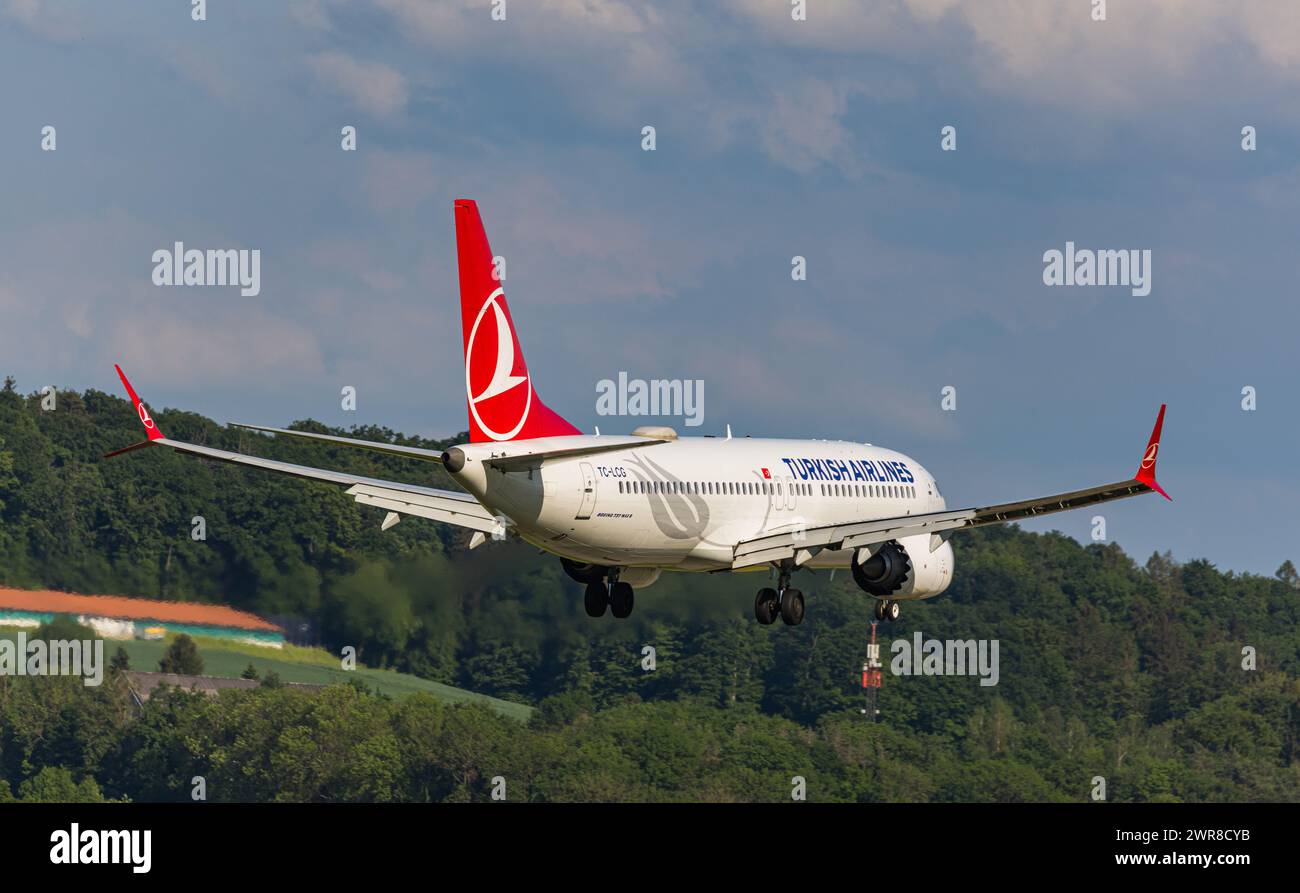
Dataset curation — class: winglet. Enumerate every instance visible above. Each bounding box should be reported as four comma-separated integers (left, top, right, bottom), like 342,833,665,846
114,364,165,441
1134,404,1170,501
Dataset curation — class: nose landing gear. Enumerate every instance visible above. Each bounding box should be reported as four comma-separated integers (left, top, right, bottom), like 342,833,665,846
755,565,804,626
873,599,901,622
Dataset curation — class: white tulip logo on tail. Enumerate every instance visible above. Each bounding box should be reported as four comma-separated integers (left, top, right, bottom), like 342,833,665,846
138,403,155,430
466,287,531,441
1141,442,1157,469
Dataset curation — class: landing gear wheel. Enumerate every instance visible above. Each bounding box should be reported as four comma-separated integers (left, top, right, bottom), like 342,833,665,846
609,581,635,619
755,588,779,625
780,588,805,626
584,581,608,618
886,600,900,622
873,599,888,622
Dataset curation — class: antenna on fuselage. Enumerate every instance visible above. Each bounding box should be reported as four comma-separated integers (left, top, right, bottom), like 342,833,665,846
725,424,732,441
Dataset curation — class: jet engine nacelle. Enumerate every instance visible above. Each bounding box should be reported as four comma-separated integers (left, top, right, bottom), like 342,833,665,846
620,567,661,589
852,534,954,601
561,559,661,590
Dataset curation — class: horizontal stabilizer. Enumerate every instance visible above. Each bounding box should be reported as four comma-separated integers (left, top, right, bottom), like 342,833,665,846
232,422,445,462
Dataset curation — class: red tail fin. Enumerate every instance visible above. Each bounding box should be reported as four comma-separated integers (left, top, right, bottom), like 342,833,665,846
1134,404,1170,500
114,364,165,441
455,199,579,443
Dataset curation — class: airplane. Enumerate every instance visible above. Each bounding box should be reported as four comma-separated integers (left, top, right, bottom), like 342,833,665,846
109,199,1170,626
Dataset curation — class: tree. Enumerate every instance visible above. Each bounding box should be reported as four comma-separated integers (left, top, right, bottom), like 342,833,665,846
35,615,96,641
1276,560,1299,589
18,766,106,803
241,663,260,680
109,647,131,673
158,634,203,675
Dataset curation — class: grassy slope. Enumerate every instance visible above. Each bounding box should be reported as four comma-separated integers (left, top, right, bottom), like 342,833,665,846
0,628,532,722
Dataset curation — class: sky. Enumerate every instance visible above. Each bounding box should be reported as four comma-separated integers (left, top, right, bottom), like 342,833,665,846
1,0,1297,575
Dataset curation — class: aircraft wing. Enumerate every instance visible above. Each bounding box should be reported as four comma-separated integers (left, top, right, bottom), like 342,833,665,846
232,423,669,471
732,406,1170,570
231,422,448,463
109,366,502,535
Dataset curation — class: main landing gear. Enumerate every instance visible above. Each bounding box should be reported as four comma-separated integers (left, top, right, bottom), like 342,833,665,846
873,599,901,622
583,569,634,619
754,565,804,626
563,558,634,620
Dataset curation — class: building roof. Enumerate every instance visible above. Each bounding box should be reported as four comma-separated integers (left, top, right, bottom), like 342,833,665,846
0,588,281,633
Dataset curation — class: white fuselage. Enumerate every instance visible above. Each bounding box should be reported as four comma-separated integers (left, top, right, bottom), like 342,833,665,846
448,434,956,598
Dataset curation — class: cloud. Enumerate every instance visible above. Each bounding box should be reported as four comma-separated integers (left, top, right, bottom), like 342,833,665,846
726,0,1300,112
731,77,871,175
359,150,440,213
162,42,242,104
3,0,85,42
104,306,327,390
291,0,333,31
306,51,409,118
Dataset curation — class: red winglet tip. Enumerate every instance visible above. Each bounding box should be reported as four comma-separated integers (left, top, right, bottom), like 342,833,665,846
1134,404,1169,500
114,364,165,441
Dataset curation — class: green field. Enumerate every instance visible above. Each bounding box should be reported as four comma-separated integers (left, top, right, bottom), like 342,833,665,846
0,627,532,722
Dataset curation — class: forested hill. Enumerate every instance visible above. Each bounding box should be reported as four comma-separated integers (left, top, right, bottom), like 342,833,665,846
1,380,1299,802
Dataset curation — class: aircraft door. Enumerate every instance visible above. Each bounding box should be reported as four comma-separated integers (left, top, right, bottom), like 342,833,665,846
576,462,597,520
